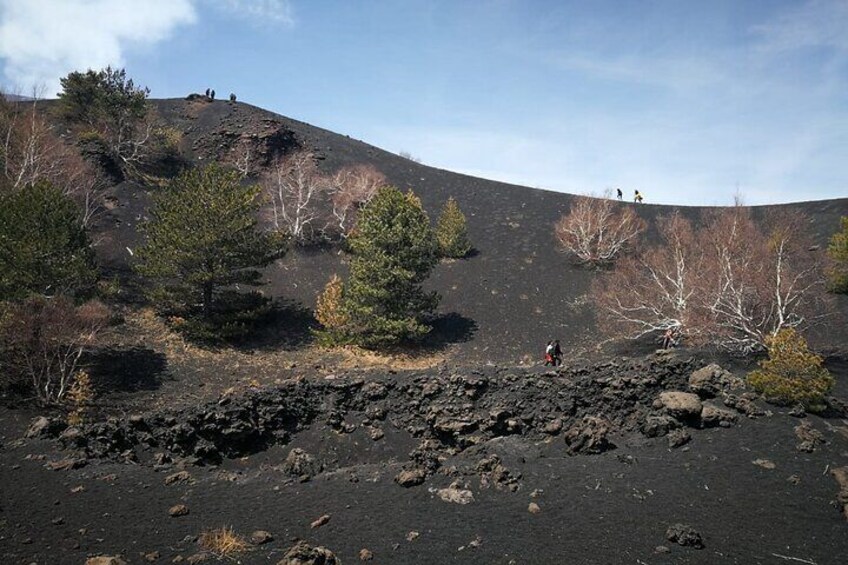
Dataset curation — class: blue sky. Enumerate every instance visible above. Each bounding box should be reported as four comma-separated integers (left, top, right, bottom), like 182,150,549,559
1,0,847,205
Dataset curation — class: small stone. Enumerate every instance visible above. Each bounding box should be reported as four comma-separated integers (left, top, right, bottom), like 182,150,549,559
395,468,426,487
528,502,541,514
787,474,801,485
169,504,189,517
655,545,670,554
359,548,374,561
310,513,331,528
369,427,384,441
145,551,161,562
406,531,420,541
752,458,776,470
85,557,128,565
250,530,273,545
71,485,85,493
165,471,191,485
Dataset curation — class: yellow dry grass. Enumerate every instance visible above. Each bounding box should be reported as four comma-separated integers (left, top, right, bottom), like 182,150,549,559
334,345,446,370
198,526,249,556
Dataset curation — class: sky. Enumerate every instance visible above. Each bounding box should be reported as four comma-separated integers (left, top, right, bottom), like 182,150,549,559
1,0,847,206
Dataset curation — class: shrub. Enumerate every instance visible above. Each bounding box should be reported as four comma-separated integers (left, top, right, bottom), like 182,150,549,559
747,328,834,412
827,216,848,293
198,526,249,557
435,197,472,258
66,370,94,425
0,296,109,404
314,274,349,345
0,181,97,301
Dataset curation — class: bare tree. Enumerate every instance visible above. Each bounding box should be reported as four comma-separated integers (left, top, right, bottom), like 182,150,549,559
700,207,824,352
0,96,105,226
591,212,704,339
0,297,110,404
327,163,386,237
555,192,646,265
260,150,328,243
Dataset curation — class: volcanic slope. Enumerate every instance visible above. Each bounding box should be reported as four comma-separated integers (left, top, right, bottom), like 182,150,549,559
92,97,848,364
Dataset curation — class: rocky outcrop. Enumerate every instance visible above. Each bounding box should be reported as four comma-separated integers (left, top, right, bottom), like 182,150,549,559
277,541,340,565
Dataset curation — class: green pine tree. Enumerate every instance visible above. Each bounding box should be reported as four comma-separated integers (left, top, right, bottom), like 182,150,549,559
134,165,286,339
435,197,472,258
341,186,440,347
0,181,97,301
827,216,848,293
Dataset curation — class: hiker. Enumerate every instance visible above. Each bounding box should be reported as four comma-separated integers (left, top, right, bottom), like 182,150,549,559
205,88,210,97
662,328,679,349
553,339,563,366
616,188,623,201
210,89,216,100
634,190,643,203
544,341,555,366
229,93,237,102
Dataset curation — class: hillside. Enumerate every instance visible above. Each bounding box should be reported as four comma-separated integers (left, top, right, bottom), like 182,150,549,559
91,97,848,364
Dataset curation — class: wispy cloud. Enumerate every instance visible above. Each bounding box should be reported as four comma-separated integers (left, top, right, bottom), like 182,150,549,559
212,0,295,27
751,0,848,52
0,0,196,94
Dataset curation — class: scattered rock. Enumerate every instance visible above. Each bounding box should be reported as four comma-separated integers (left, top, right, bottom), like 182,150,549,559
658,392,702,420
654,545,670,554
85,557,128,565
831,466,848,520
564,416,614,454
25,416,63,439
431,481,475,504
528,502,541,514
359,548,374,561
406,531,420,541
164,471,192,485
641,415,679,437
368,427,384,441
251,530,273,545
283,448,322,479
543,418,563,435
186,553,209,564
752,459,776,470
277,541,340,565
310,514,331,529
689,364,742,398
700,404,738,428
789,404,807,418
144,551,160,562
665,524,704,549
395,468,426,487
794,421,826,453
667,428,691,448
45,458,87,471
169,504,189,517
787,474,801,485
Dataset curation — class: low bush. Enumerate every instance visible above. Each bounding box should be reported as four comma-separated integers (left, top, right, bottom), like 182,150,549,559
747,328,834,412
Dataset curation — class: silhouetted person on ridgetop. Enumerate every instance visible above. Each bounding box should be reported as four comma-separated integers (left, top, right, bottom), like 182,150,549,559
210,89,216,100
616,188,623,200
205,88,210,97
229,93,237,102
634,190,643,203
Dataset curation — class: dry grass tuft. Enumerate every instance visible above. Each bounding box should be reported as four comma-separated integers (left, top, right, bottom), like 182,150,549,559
198,526,249,556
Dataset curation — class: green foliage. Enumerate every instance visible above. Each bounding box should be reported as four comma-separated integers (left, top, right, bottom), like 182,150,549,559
339,186,440,347
57,66,148,127
435,197,472,258
134,165,287,341
748,328,834,412
0,182,97,301
827,216,848,293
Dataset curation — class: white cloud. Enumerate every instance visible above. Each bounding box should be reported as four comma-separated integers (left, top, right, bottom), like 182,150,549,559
0,0,196,95
213,0,294,27
751,0,848,52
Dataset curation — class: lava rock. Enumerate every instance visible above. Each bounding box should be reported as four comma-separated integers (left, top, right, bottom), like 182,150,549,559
666,523,704,549
564,416,614,454
700,404,738,428
395,468,426,487
277,540,340,565
659,391,703,420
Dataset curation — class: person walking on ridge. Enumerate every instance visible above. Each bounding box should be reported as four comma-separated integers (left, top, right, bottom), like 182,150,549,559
634,190,643,203
616,188,623,201
544,341,555,366
553,339,563,366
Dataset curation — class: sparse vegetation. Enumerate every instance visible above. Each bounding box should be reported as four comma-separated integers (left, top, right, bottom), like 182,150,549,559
0,296,109,404
198,526,249,556
748,328,834,412
555,192,646,266
827,216,848,293
66,370,94,425
435,197,472,258
335,186,440,347
135,165,287,341
314,274,349,345
261,150,328,244
0,181,97,301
